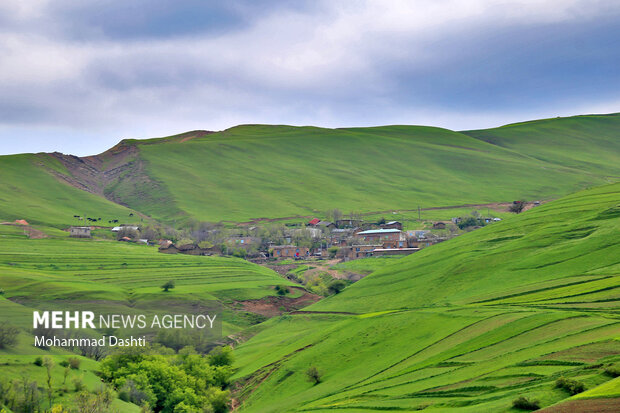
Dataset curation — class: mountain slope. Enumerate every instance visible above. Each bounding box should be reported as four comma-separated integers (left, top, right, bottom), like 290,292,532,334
463,113,620,178
231,182,620,412
104,116,620,222
1,114,619,226
0,153,138,227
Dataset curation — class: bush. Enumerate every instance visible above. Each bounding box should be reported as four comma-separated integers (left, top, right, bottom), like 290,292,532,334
328,279,347,295
328,246,339,259
275,285,289,296
306,366,322,385
0,322,19,349
604,366,620,377
512,396,540,410
68,356,81,370
555,376,586,395
34,356,44,366
509,201,526,214
73,375,86,392
208,346,234,367
457,217,485,229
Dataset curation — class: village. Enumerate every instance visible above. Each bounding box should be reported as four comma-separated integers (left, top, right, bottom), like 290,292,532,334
64,203,535,264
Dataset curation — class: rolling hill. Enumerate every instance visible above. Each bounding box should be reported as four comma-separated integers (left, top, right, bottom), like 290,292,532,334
1,114,619,226
231,182,620,412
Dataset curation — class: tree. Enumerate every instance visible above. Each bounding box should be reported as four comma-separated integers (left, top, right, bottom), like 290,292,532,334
43,356,55,408
161,280,175,292
328,279,347,295
0,322,19,348
328,246,339,259
306,366,322,385
116,227,139,241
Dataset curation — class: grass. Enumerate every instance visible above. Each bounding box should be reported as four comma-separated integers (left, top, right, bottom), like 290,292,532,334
0,225,295,336
1,114,618,227
132,120,618,222
231,182,620,412
0,154,138,227
0,225,298,410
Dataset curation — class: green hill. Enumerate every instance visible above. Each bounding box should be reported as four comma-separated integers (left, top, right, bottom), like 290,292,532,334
231,182,620,412
2,114,618,226
0,154,139,227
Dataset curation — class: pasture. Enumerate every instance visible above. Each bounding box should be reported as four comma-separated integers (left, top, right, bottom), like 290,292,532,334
232,182,620,412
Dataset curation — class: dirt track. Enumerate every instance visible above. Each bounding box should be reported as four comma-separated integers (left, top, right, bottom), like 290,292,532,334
537,397,620,412
235,287,321,317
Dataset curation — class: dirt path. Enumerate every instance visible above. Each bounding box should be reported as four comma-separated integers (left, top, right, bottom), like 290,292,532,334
235,287,321,318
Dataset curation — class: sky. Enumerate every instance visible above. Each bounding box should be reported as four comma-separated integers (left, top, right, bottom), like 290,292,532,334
0,0,619,156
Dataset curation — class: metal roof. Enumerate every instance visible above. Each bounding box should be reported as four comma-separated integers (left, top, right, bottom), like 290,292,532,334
357,229,401,235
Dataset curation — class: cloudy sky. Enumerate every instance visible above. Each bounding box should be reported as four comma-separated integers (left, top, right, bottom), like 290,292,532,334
1,0,619,156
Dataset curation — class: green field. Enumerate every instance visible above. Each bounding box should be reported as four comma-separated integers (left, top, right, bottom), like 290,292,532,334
130,117,620,222
1,114,619,226
231,182,620,412
0,154,139,227
0,226,295,334
0,224,298,409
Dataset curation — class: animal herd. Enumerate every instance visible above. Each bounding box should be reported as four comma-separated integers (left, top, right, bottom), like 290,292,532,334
73,212,134,224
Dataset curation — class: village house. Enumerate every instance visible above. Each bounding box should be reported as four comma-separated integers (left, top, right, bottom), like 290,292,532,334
373,247,419,257
407,238,434,248
307,218,336,229
111,225,140,232
355,228,407,248
381,221,403,230
339,244,380,261
70,226,91,238
271,245,310,259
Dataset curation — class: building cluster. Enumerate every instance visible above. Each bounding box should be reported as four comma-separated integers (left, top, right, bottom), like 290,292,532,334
69,217,457,262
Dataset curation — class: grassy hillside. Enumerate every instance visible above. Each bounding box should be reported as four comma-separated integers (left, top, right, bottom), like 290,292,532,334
231,182,620,412
127,118,619,222
464,113,620,179
1,114,618,226
0,154,139,227
0,224,296,409
0,225,295,335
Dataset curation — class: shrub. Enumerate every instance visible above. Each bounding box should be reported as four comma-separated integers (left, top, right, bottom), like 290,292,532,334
555,376,586,395
208,346,234,367
328,246,339,259
0,322,19,349
34,356,44,366
306,366,322,385
73,375,86,392
68,356,81,370
509,201,526,213
232,248,247,258
512,396,540,410
275,285,289,296
604,366,620,377
328,279,347,295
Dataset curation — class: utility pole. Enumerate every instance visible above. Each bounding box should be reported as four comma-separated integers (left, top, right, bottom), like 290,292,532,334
418,205,421,221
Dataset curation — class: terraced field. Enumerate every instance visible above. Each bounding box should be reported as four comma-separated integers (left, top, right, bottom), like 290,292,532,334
232,183,620,412
0,225,295,335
